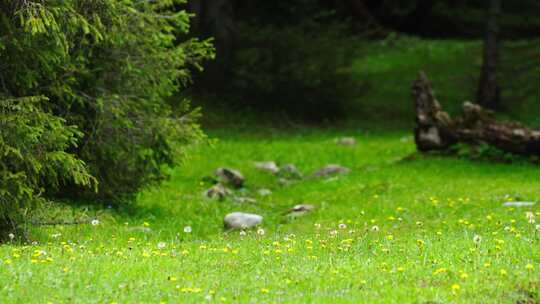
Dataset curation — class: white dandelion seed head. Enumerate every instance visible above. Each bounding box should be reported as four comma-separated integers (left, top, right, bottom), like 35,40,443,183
183,226,192,233
371,225,380,232
91,219,100,226
8,233,14,240
239,230,247,236
257,228,265,236
338,223,347,229
157,242,167,249
473,234,482,244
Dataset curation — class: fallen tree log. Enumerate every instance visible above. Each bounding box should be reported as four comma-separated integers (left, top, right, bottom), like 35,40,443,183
413,72,540,155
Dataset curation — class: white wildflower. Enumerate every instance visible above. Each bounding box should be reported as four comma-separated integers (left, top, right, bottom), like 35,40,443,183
239,230,247,237
257,228,265,236
8,233,14,240
338,223,347,229
473,234,482,245
91,219,100,226
371,225,380,232
183,226,192,233
157,242,167,249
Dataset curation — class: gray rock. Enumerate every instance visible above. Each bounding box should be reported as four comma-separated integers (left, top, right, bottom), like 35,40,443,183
286,204,316,218
255,161,280,174
215,168,244,188
233,196,257,204
502,201,536,207
127,227,152,233
257,188,272,196
205,183,231,200
224,212,263,229
278,178,294,187
335,137,357,146
312,164,350,177
280,164,302,179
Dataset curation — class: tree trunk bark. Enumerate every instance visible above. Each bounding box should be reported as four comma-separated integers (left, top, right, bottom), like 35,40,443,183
477,0,501,109
413,72,540,156
186,0,236,88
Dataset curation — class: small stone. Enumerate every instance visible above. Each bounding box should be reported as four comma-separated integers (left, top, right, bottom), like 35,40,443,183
286,204,316,218
502,201,536,207
280,164,302,179
257,188,272,196
224,212,263,230
255,161,280,174
128,226,152,233
215,168,244,188
335,137,357,145
233,196,257,204
312,164,350,177
204,183,231,200
278,178,293,187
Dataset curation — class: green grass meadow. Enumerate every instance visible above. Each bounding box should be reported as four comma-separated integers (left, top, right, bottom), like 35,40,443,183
1,38,540,303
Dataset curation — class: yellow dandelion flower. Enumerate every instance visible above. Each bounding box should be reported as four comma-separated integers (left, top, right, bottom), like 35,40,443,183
260,288,270,294
451,284,461,292
526,264,534,271
434,268,447,275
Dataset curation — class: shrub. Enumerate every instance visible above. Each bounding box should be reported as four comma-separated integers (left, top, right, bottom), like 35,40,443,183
0,0,213,229
0,97,96,232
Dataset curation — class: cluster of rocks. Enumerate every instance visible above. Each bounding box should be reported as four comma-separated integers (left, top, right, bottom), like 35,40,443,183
203,151,353,230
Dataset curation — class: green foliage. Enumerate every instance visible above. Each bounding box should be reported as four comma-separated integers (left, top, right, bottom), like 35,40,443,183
229,21,361,121
0,0,213,228
0,97,96,231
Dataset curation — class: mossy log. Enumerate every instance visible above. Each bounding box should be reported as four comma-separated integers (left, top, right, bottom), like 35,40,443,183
413,72,540,155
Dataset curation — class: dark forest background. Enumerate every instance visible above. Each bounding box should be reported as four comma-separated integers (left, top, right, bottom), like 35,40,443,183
185,0,540,122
